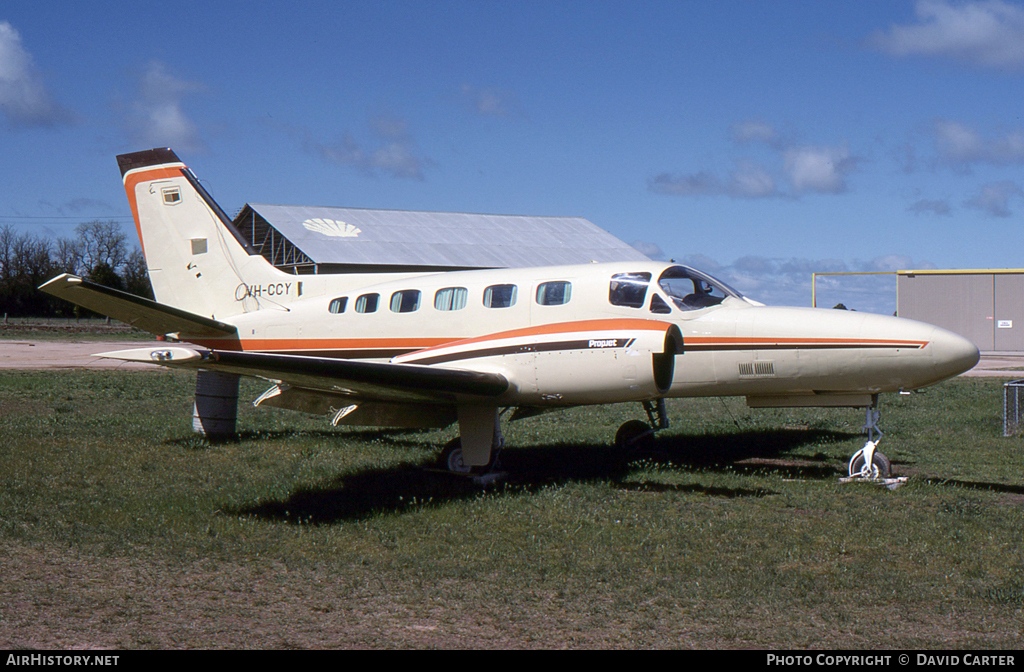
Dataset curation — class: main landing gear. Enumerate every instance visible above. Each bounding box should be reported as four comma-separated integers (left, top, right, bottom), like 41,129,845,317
847,400,892,479
615,398,668,451
437,404,506,484
439,435,502,475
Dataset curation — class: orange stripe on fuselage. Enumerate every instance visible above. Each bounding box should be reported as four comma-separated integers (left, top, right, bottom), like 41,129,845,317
186,336,453,354
122,165,186,253
183,320,671,357
181,329,924,358
685,336,929,348
404,318,673,355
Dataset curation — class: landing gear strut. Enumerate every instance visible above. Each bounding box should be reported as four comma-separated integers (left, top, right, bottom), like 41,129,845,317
615,398,668,450
847,398,892,479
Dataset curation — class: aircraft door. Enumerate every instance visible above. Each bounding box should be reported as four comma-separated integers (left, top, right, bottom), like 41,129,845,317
527,278,580,395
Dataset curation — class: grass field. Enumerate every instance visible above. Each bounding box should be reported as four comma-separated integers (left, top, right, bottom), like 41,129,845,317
1,368,1022,649
0,317,152,341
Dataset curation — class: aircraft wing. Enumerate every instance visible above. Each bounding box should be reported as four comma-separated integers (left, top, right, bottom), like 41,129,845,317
38,274,237,338
95,346,510,404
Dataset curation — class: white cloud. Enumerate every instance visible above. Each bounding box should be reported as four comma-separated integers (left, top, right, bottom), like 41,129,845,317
869,0,1024,69
629,240,666,260
301,114,430,180
648,171,724,197
783,145,857,194
933,119,1024,168
0,21,71,128
691,254,935,313
731,120,778,145
460,84,522,118
650,121,856,199
964,180,1024,216
729,161,777,198
678,254,723,273
648,160,777,198
908,198,953,216
864,254,916,272
124,61,205,152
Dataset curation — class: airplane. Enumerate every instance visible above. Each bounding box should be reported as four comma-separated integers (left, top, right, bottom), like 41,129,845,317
40,148,981,480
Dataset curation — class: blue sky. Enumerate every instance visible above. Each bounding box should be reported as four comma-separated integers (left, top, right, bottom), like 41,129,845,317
2,0,1023,312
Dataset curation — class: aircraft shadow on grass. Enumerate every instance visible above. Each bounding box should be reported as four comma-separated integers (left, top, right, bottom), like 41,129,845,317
228,427,858,524
169,427,434,448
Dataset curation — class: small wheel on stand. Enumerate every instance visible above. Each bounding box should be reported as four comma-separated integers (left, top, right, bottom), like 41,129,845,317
849,450,892,479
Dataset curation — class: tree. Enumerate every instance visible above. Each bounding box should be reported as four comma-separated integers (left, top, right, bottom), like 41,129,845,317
0,219,152,318
75,220,128,275
0,230,60,316
122,248,154,299
53,237,84,275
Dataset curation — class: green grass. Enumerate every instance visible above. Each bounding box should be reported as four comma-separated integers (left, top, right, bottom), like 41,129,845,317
0,317,153,341
1,370,1022,648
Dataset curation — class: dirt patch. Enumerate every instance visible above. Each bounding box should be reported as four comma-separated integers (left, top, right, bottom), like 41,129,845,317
0,341,162,370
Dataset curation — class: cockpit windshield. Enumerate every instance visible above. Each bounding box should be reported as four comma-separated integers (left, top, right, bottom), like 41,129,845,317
657,265,744,312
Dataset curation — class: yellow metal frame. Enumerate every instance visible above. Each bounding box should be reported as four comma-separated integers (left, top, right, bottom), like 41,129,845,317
897,269,1024,275
812,269,1024,309
810,272,894,308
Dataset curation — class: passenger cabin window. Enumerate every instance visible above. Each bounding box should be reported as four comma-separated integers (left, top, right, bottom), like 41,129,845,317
329,297,348,314
609,272,651,308
536,281,572,306
435,287,468,311
390,289,421,313
355,293,379,313
657,266,741,311
484,284,517,308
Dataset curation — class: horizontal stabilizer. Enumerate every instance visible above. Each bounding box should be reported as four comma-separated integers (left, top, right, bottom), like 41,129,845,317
95,346,510,404
93,346,205,364
38,274,237,338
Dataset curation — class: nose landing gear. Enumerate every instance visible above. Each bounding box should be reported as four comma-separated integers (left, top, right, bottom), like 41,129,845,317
847,401,892,479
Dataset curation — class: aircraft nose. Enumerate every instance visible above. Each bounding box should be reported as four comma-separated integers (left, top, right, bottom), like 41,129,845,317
927,326,980,382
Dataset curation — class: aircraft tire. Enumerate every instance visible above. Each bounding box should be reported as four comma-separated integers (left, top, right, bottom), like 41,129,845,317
849,451,892,479
440,439,471,473
439,438,497,474
615,420,654,452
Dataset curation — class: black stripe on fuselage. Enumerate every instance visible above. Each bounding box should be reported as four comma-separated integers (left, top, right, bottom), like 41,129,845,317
684,342,925,352
402,338,630,366
225,339,921,365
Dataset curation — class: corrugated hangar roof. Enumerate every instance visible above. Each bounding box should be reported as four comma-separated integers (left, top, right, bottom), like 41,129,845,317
234,203,649,273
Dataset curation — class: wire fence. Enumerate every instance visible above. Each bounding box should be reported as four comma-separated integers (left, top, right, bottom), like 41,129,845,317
1004,379,1024,437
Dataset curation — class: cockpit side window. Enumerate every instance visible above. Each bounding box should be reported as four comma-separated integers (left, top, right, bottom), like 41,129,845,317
609,272,651,308
650,294,672,314
657,266,740,311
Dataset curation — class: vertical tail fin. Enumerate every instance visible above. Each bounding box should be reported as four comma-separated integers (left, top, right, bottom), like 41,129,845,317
118,148,293,320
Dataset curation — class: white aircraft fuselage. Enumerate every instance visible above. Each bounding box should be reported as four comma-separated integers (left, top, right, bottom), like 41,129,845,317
195,260,978,408
40,148,980,475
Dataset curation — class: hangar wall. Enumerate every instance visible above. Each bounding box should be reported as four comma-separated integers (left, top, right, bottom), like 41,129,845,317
897,270,1024,353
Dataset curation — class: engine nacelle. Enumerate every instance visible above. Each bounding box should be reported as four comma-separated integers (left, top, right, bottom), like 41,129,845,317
530,321,682,405
396,319,682,406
